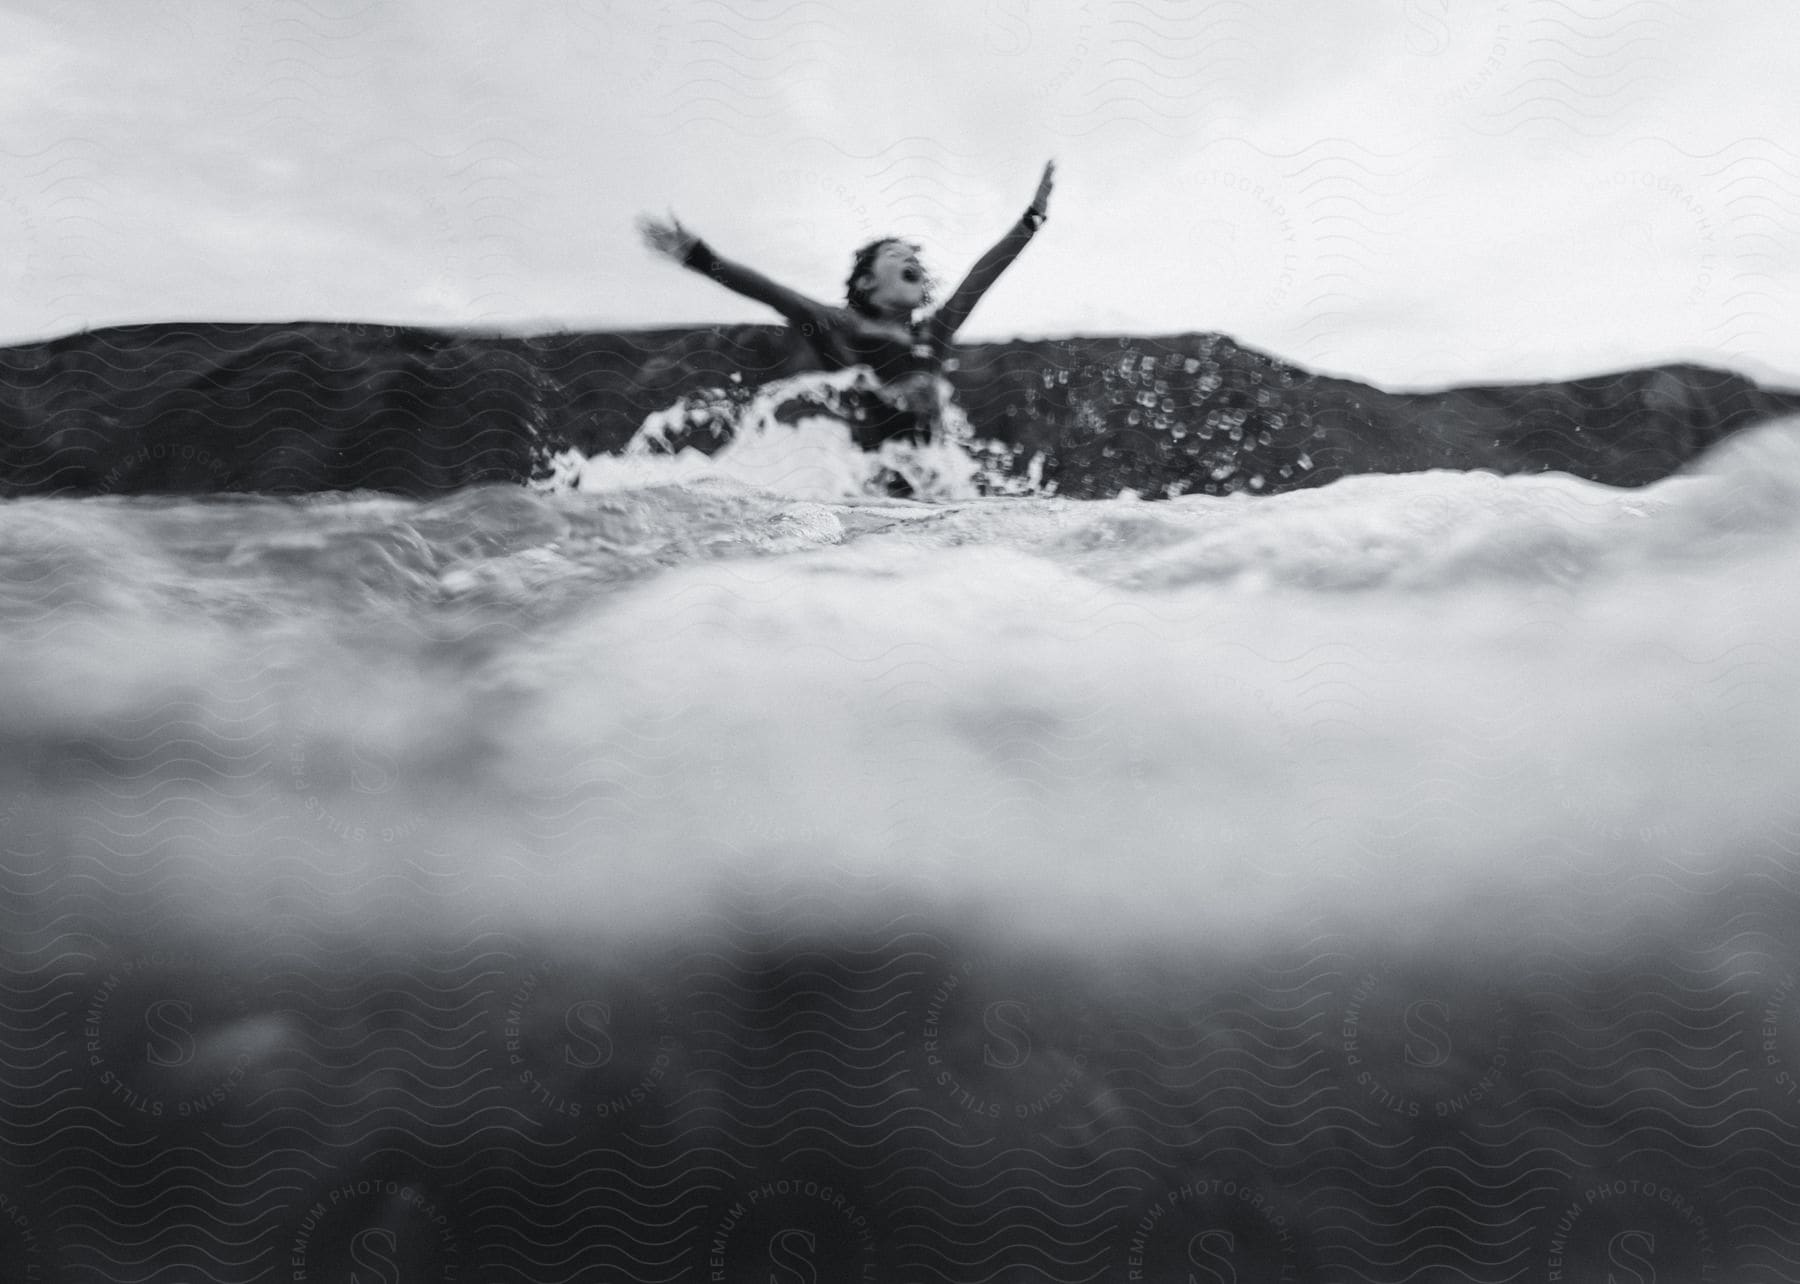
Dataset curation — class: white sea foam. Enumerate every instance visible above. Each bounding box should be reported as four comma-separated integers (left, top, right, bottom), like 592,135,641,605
537,368,1017,502
4,416,1800,961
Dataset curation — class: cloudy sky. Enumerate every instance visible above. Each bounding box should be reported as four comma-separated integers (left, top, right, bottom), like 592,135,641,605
3,0,1798,387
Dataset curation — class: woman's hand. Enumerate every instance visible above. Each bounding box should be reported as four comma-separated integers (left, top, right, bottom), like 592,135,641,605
637,210,698,262
1028,159,1055,219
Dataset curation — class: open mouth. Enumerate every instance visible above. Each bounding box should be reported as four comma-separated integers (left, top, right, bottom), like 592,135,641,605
901,267,921,284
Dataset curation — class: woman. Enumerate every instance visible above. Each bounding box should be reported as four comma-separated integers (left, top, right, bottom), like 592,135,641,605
637,160,1055,450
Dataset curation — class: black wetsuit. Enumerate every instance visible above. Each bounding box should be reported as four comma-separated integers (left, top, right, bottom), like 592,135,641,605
681,214,1041,448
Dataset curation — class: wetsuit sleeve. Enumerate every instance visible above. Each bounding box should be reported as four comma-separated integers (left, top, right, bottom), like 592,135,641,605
927,214,1040,346
681,239,835,331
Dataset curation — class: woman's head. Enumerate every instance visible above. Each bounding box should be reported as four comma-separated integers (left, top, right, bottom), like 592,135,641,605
847,238,932,319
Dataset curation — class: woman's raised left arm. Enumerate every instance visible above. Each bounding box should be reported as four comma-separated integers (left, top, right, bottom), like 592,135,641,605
928,160,1055,345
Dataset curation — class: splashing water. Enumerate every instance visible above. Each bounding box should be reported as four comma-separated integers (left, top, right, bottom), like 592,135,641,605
535,367,1049,502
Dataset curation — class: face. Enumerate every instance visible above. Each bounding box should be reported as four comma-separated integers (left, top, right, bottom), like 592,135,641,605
859,242,929,316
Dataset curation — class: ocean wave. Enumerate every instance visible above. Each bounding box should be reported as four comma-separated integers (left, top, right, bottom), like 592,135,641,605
3,414,1799,954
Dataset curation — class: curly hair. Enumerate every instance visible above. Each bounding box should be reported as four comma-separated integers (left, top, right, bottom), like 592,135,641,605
845,237,932,317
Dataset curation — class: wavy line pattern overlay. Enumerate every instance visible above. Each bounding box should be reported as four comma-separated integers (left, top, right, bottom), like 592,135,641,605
5,2,1800,1281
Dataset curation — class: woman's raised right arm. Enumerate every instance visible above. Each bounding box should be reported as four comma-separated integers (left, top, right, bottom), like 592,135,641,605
637,212,834,329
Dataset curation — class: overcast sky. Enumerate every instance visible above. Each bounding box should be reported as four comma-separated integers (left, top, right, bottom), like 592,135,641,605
3,0,1799,387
